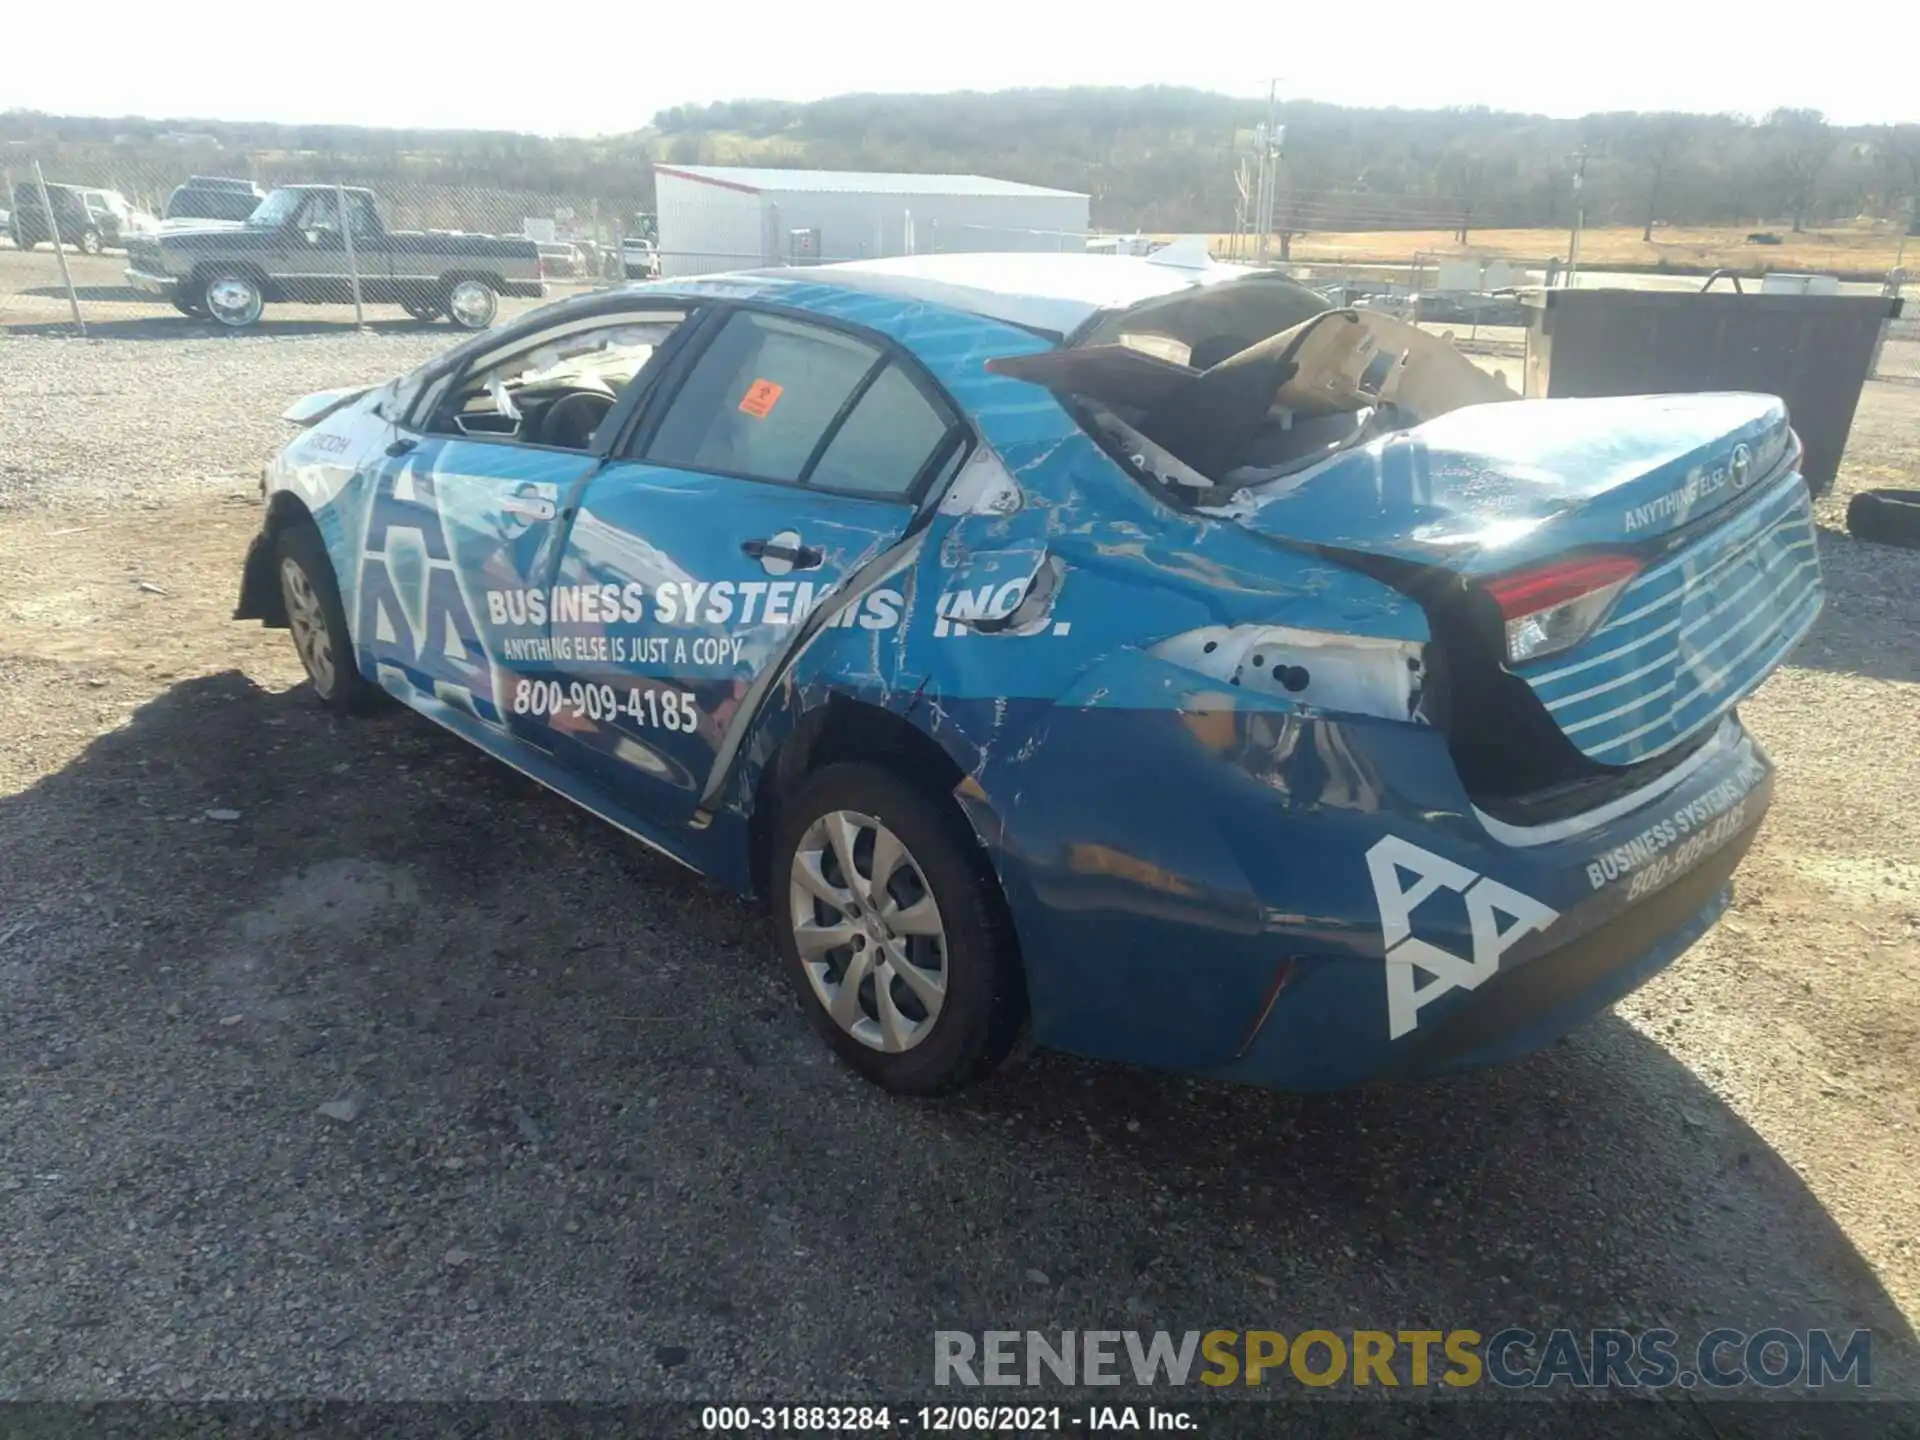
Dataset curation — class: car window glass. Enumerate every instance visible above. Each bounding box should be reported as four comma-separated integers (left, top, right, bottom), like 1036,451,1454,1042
302,192,340,233
805,363,953,498
249,190,300,227
427,309,696,453
645,311,880,485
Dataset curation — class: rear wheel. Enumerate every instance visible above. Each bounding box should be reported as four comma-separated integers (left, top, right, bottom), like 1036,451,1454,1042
77,226,104,256
443,277,497,330
201,270,264,329
274,521,381,716
771,762,1026,1094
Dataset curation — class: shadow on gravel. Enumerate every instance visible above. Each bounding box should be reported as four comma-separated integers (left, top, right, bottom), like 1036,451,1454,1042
2,669,1914,1415
1787,526,1920,685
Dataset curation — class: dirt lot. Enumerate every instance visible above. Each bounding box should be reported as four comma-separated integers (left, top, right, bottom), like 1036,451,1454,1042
2,314,1919,1415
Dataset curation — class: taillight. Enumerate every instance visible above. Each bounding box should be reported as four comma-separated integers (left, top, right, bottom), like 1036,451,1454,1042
1484,554,1639,666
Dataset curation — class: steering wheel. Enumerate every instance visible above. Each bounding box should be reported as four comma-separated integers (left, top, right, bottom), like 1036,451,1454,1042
542,391,616,451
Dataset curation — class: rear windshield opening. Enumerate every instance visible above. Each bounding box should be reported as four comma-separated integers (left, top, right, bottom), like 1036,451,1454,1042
989,277,1518,504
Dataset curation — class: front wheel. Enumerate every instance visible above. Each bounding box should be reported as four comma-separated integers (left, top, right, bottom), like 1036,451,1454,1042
772,762,1027,1094
274,521,381,716
443,277,497,330
201,271,264,329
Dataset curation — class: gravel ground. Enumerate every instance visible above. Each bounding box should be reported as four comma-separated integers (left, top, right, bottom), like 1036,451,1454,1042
2,327,1918,1419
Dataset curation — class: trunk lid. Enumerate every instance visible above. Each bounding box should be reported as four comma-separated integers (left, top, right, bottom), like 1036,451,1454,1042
1215,392,1796,570
1219,392,1821,768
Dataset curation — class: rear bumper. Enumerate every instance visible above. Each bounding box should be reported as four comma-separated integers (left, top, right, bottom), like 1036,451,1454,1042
126,266,179,298
966,677,1772,1091
1366,814,1755,1079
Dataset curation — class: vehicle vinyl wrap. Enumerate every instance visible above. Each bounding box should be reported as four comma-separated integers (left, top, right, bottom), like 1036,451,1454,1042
267,274,1782,1087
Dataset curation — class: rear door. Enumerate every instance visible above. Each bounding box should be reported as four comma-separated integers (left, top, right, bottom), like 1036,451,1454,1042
542,304,969,826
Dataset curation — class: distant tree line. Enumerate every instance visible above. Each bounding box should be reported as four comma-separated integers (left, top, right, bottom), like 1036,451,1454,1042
6,89,1918,239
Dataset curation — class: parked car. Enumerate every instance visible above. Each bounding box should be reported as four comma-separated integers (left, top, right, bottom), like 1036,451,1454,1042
621,235,660,279
8,181,137,253
234,253,1818,1095
164,176,267,224
536,240,587,277
124,184,544,327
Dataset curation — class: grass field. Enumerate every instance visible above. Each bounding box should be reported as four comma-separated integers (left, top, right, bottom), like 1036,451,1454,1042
1221,223,1917,277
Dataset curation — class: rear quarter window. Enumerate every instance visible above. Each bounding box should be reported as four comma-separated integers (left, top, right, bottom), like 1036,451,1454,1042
806,363,955,498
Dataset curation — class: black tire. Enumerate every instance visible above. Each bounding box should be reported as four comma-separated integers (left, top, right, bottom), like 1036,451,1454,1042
77,227,103,256
1847,489,1920,549
273,521,382,716
770,762,1027,1094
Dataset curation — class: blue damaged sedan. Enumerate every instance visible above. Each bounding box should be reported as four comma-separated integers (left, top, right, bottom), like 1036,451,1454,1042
236,252,1820,1094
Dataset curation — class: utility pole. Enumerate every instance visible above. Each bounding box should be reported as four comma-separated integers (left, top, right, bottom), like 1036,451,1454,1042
1565,146,1590,288
1254,78,1282,263
1253,81,1273,262
1232,155,1252,261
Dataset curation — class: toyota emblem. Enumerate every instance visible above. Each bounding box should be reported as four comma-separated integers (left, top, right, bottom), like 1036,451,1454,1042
1730,443,1753,490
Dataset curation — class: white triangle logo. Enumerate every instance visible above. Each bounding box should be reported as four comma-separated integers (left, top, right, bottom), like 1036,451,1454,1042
1366,835,1558,1040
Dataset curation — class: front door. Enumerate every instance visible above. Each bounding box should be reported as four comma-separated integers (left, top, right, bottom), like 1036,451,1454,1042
543,305,969,830
355,434,585,745
351,303,701,754
283,189,390,304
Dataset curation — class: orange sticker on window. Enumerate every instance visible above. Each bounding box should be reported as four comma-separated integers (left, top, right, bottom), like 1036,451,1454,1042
738,379,784,418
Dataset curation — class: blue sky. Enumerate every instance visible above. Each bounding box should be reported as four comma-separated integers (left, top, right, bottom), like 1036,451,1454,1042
19,0,1913,132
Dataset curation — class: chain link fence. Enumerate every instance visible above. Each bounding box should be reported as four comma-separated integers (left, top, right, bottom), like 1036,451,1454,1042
2,153,1913,384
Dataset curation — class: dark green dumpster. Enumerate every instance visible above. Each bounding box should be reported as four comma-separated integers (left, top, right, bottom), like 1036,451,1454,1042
1521,287,1904,496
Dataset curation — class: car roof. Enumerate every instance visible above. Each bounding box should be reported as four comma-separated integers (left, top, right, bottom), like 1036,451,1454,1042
785,252,1254,337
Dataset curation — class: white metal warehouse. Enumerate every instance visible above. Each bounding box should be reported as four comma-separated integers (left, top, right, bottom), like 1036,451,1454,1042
652,165,1091,278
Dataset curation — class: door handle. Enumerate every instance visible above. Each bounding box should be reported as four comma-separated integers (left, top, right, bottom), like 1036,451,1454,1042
741,538,823,569
502,495,556,521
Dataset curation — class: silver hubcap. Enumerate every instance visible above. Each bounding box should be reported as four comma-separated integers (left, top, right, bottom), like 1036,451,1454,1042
206,275,261,326
449,280,495,328
279,556,336,695
789,810,947,1053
